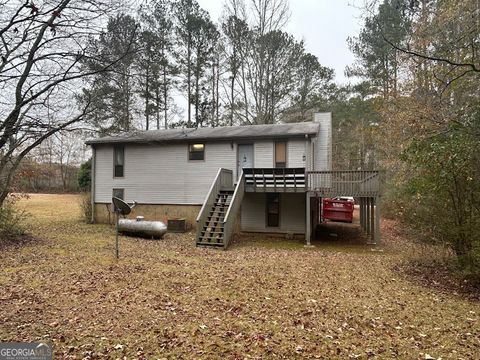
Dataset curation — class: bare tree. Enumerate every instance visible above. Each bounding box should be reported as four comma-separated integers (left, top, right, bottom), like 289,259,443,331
0,0,133,207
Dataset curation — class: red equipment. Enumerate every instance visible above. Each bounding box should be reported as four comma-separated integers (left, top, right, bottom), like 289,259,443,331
322,198,354,223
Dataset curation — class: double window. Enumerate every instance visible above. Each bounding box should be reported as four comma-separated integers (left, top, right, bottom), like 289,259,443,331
189,143,205,161
114,146,124,177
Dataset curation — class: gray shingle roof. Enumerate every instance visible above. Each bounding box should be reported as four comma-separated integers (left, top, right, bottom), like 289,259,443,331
85,122,320,145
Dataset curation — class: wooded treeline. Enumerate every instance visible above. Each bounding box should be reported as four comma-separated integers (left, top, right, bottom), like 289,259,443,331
350,0,480,277
79,0,336,133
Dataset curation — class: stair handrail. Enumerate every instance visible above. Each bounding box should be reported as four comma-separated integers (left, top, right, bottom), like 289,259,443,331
196,168,232,242
223,171,245,249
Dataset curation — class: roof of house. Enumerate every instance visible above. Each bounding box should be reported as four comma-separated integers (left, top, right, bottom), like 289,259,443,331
86,122,320,145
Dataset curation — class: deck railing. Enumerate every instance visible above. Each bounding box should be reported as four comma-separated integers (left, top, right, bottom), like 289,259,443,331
196,168,233,241
307,170,384,197
243,167,306,192
223,171,245,249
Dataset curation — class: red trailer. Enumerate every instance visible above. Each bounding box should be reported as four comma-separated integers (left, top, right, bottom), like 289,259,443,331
322,197,354,223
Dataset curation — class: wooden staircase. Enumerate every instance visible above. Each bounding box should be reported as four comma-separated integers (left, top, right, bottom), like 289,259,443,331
197,190,233,247
196,168,245,250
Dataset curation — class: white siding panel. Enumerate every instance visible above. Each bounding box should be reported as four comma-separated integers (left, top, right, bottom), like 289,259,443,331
280,193,305,233
94,145,114,202
94,142,236,204
241,192,305,234
254,141,273,167
287,139,306,168
314,112,332,171
240,192,266,231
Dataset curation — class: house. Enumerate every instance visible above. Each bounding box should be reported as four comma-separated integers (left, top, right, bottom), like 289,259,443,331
86,112,383,249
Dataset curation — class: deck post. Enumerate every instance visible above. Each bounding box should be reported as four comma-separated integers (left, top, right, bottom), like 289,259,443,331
306,192,311,246
374,196,381,244
363,197,367,233
366,197,371,236
363,198,367,231
360,198,364,230
370,197,375,241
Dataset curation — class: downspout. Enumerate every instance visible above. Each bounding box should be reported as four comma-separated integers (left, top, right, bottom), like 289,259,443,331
91,145,96,223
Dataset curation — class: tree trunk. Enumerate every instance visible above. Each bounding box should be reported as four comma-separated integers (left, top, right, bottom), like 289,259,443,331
212,61,216,126
195,63,200,127
155,88,160,130
187,34,192,127
215,57,220,125
145,66,150,130
163,64,168,129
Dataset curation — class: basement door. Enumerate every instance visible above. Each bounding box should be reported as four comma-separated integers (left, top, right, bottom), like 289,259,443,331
238,144,254,179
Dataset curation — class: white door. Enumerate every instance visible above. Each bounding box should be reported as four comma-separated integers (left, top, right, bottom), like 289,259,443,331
238,144,254,178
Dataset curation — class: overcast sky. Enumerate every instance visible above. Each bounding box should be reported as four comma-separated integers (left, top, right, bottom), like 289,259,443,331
196,0,364,84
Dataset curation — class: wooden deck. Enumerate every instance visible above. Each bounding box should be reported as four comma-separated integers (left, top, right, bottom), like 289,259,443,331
243,168,384,197
243,168,306,193
307,170,384,197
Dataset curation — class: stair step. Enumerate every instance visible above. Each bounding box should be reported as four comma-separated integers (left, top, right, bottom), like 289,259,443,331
201,237,224,242
204,225,224,229
198,238,223,244
201,230,224,235
197,242,224,247
205,219,223,224
203,224,224,228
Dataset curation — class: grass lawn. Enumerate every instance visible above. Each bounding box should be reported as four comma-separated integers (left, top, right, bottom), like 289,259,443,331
0,194,479,359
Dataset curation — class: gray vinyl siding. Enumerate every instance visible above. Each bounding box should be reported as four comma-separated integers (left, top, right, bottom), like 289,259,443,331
94,142,237,204
314,112,332,171
253,139,306,168
95,137,314,206
241,192,305,234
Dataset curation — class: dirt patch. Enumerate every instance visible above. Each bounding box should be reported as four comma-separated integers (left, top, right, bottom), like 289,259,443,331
314,220,370,245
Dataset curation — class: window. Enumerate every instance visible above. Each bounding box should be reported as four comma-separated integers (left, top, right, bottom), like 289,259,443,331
114,146,124,177
275,141,286,168
112,188,124,200
266,193,280,227
188,143,205,160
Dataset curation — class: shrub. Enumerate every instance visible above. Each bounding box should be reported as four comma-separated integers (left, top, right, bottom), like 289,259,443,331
78,158,92,191
0,198,27,239
79,192,93,224
393,129,480,280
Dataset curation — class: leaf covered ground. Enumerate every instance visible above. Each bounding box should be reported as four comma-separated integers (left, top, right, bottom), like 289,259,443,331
0,194,479,359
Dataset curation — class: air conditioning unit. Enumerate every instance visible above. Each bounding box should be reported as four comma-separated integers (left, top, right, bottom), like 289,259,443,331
167,218,186,233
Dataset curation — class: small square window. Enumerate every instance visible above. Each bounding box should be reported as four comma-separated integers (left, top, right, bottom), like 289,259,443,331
114,146,124,177
189,143,205,161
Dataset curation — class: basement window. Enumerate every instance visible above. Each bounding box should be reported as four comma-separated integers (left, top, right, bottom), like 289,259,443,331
112,188,124,200
188,143,205,161
114,146,124,177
